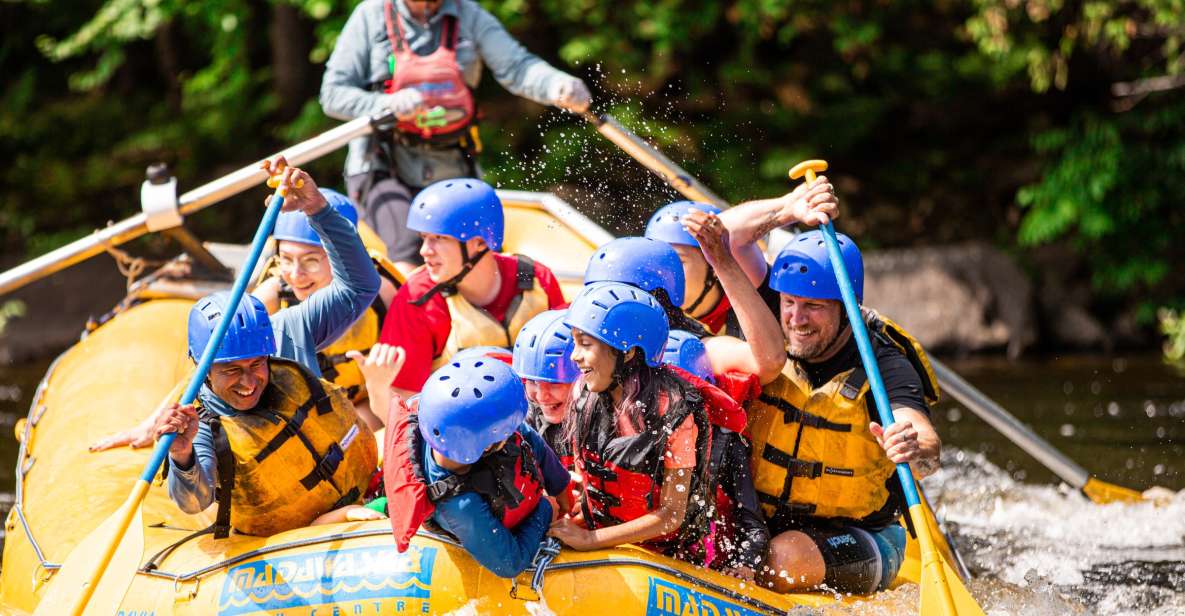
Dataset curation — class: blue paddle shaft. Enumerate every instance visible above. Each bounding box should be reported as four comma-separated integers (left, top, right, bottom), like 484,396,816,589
139,194,286,483
819,222,922,508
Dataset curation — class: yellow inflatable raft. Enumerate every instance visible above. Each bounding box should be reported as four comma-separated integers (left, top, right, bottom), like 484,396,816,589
0,192,946,615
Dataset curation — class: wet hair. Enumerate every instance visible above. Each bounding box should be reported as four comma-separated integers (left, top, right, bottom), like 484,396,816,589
563,345,690,456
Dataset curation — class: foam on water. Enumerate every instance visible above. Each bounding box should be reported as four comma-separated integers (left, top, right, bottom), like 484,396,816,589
921,449,1185,615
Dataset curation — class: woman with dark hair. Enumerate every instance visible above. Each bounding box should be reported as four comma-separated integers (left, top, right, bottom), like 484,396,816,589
547,282,745,562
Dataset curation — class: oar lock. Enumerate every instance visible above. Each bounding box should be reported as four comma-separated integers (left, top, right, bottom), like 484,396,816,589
141,163,182,232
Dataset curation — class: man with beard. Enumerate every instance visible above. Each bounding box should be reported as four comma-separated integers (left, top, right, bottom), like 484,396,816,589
747,230,942,596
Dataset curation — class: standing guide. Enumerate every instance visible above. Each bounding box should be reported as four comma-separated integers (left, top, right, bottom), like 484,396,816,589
320,0,591,274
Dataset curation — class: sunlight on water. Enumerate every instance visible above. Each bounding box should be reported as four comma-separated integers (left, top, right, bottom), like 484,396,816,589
924,449,1185,615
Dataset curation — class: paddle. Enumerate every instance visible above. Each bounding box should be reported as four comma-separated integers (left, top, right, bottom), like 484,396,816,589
789,159,986,615
33,177,291,616
932,360,1145,504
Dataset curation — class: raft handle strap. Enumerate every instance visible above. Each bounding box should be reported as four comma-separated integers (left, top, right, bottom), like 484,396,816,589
142,526,216,572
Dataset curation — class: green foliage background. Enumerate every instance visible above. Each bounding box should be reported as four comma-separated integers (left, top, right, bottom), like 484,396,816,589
3,0,1184,332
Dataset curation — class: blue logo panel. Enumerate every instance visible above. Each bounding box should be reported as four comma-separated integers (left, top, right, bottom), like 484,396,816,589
218,544,436,616
646,577,764,616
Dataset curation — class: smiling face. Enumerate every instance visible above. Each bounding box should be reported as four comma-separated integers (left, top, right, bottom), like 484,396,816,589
208,356,270,411
569,329,619,393
277,241,331,301
524,380,572,424
780,294,845,362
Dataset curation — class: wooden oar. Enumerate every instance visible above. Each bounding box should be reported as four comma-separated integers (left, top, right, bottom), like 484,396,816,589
33,182,290,616
932,359,1144,504
790,159,986,615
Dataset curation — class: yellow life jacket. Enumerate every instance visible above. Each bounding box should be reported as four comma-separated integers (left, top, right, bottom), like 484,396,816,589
264,251,402,402
431,255,551,370
199,359,378,537
747,310,939,523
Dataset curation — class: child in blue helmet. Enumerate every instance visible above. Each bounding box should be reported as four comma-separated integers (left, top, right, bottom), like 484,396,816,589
384,358,572,578
548,283,748,565
583,232,785,388
147,158,382,535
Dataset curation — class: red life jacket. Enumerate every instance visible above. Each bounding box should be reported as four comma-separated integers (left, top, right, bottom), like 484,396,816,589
382,1,476,142
385,398,543,552
575,367,744,557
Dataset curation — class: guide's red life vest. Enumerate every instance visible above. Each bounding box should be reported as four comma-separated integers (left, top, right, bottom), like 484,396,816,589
385,398,543,552
575,367,746,554
382,1,476,142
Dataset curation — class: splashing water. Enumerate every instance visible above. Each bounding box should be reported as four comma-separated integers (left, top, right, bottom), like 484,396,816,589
917,449,1185,615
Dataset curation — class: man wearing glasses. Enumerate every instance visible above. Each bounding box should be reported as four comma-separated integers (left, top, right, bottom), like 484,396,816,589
320,0,591,275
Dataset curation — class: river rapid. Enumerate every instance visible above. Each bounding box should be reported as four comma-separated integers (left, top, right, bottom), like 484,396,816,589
1,354,1181,615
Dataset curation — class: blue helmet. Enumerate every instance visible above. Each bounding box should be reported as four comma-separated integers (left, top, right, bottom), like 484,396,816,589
770,230,864,302
407,178,504,251
512,310,579,384
187,292,276,363
417,358,528,464
583,237,686,307
662,330,714,383
644,201,723,247
272,189,359,247
564,282,669,367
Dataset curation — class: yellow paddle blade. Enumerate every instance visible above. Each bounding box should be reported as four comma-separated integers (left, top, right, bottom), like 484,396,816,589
33,485,148,616
909,504,986,616
1082,476,1144,504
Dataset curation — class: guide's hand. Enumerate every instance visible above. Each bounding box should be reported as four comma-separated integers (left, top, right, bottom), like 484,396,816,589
553,78,591,113
387,88,425,120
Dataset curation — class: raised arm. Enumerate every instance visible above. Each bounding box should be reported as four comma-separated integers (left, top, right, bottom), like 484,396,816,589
684,211,785,385
717,176,840,284
262,158,381,350
469,3,587,110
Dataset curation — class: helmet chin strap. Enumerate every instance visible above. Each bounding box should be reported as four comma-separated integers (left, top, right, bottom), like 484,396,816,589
410,240,490,306
684,266,720,316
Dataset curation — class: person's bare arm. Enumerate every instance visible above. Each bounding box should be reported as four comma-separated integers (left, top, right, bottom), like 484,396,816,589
548,468,691,550
716,176,840,284
684,211,785,385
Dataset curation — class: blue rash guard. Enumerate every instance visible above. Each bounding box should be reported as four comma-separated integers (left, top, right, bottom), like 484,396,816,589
167,204,380,513
423,423,570,578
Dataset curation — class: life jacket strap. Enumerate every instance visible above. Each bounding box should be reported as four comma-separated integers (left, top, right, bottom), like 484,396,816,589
758,393,853,432
409,246,490,306
760,443,824,479
758,493,818,520
207,417,236,540
300,441,345,491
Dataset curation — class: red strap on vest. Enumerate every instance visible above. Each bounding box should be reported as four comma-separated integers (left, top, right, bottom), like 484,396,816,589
385,398,435,553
